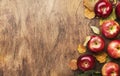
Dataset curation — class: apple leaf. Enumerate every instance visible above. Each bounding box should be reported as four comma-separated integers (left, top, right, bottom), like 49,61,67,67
90,25,100,34
99,8,116,25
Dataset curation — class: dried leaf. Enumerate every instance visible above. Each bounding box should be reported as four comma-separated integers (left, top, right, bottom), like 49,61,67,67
83,0,99,11
77,44,86,54
83,36,91,46
94,52,107,63
68,59,78,70
84,8,95,19
90,25,100,34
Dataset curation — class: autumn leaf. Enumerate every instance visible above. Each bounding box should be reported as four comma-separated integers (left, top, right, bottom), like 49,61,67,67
77,44,86,54
94,52,108,63
90,25,100,34
83,36,91,46
68,59,78,70
83,0,99,19
83,0,99,11
84,8,95,19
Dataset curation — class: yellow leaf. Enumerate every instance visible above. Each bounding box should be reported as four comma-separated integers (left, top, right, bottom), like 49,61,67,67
90,25,100,34
94,52,107,63
83,0,99,11
83,36,91,46
77,44,86,54
84,8,95,19
68,59,78,70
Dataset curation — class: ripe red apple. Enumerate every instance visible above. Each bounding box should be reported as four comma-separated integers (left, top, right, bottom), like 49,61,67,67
101,20,120,39
107,40,120,58
102,62,120,76
115,2,120,20
94,0,113,18
77,54,95,71
88,35,105,53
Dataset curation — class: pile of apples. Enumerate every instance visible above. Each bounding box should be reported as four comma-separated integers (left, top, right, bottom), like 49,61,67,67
77,0,120,76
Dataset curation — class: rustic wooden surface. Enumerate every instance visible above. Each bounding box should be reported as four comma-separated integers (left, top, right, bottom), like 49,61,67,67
0,0,99,76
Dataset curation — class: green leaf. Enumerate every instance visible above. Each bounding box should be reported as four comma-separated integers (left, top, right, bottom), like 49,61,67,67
84,70,94,74
77,73,89,76
99,8,116,25
92,71,101,76
92,73,101,76
106,56,112,62
76,70,102,76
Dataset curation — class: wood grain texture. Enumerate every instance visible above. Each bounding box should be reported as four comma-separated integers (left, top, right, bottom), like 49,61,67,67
0,0,99,76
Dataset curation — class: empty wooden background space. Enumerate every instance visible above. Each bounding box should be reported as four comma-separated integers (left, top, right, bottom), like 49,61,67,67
0,0,98,76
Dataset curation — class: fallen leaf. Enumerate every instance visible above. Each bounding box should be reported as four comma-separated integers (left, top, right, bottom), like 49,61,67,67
83,0,99,11
83,36,91,46
84,8,95,19
68,59,78,70
94,52,107,63
90,25,100,34
77,44,86,54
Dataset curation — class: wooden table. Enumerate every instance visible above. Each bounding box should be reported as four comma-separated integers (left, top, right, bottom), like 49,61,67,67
0,0,99,76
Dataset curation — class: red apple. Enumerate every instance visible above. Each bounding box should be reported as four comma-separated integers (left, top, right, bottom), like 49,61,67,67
101,20,120,39
115,2,120,20
88,35,105,53
107,40,120,58
102,62,120,76
94,0,113,18
77,54,95,71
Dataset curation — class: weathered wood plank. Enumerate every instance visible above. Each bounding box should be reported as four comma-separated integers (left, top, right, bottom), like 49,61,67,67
0,0,98,76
